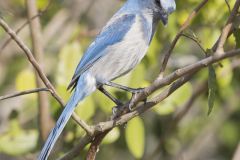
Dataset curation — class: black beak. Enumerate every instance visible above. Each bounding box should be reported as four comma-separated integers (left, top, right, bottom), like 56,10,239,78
160,13,168,26
159,4,176,26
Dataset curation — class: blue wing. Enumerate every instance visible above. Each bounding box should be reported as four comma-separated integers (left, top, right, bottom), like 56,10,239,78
67,14,136,89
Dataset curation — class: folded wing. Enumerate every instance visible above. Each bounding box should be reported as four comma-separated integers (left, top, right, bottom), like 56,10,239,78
67,14,136,90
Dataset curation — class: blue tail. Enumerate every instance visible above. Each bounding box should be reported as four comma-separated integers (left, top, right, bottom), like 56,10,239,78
38,92,82,160
38,75,96,160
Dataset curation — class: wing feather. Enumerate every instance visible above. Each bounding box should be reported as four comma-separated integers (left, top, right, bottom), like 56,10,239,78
67,14,136,90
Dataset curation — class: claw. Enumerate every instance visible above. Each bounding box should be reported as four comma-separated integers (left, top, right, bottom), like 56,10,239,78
112,106,118,116
129,89,146,111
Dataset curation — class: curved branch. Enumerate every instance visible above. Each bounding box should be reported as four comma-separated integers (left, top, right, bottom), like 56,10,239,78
159,0,209,78
0,88,49,101
0,17,94,135
0,0,53,53
213,0,240,53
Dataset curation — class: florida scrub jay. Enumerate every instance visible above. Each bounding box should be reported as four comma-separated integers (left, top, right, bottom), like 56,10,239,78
38,0,176,159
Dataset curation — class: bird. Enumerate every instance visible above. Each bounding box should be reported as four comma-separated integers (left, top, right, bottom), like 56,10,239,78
38,0,176,159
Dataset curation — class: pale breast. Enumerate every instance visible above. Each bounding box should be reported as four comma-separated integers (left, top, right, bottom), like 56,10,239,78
90,15,152,84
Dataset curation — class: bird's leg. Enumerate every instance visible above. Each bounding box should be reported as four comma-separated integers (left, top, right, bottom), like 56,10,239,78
104,81,143,94
98,86,123,106
104,81,146,111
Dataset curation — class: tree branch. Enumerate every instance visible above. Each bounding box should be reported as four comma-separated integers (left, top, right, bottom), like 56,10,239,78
86,130,111,160
0,0,53,53
159,0,209,78
59,75,192,160
0,17,94,135
26,0,53,143
0,88,49,101
216,0,240,54
214,0,240,53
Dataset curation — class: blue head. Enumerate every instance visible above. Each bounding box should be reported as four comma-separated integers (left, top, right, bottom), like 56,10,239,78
156,0,176,25
146,0,176,25
121,0,176,25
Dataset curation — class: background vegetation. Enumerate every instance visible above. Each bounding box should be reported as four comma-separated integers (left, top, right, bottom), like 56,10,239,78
0,0,239,160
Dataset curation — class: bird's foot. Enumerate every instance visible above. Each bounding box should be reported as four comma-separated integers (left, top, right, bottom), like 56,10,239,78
112,106,119,117
128,88,146,111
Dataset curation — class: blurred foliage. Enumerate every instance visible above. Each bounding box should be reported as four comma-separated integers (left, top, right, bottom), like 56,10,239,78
0,119,38,156
0,0,239,160
154,82,192,115
125,117,145,159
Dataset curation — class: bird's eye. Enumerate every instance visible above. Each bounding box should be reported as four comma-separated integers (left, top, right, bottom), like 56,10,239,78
155,0,162,8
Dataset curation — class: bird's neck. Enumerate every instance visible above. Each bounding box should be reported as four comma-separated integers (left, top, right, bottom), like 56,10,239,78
140,13,158,44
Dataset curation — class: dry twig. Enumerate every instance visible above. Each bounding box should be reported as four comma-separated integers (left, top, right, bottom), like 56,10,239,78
0,17,94,135
0,88,49,101
26,0,52,142
158,0,209,78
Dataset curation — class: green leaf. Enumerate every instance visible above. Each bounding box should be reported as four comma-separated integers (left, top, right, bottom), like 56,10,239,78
125,117,145,159
233,28,240,48
208,65,217,115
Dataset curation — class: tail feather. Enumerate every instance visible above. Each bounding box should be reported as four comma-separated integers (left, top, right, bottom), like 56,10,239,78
38,92,82,160
38,73,96,160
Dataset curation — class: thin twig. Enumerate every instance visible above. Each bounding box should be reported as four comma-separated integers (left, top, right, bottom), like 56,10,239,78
225,0,231,14
158,0,209,78
0,0,53,53
181,33,206,54
215,0,240,54
0,17,94,135
0,88,49,101
26,0,52,143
